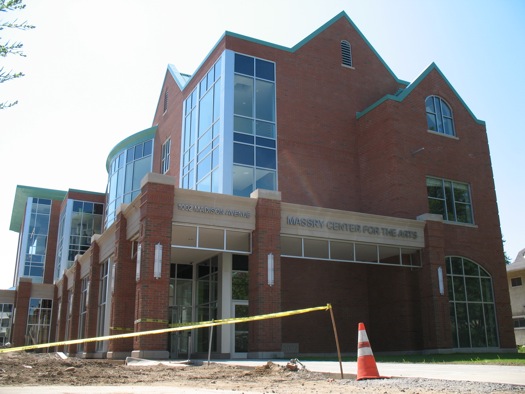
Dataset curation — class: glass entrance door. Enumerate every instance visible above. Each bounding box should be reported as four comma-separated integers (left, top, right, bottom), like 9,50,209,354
169,264,193,359
232,301,249,358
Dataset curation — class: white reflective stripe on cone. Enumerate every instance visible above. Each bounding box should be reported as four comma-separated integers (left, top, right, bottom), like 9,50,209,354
358,346,374,357
358,329,369,343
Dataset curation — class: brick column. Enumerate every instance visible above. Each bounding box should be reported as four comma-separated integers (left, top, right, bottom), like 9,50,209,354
248,189,282,357
108,212,136,359
417,214,453,350
83,243,101,357
132,174,175,360
12,278,32,347
55,275,69,352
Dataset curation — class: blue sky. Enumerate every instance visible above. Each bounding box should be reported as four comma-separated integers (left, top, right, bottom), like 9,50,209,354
1,0,523,289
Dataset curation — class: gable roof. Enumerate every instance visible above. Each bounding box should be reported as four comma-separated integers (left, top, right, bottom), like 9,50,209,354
167,11,409,91
357,62,485,125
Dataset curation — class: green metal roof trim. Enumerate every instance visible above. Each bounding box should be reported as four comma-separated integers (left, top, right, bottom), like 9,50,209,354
105,126,158,172
170,11,409,91
225,11,409,86
9,185,67,232
356,62,485,125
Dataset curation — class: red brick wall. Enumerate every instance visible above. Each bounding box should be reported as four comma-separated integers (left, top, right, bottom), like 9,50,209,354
281,258,370,353
355,67,513,349
224,17,401,211
367,264,423,351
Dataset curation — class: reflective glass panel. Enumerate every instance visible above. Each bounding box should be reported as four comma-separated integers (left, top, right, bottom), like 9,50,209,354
234,75,253,117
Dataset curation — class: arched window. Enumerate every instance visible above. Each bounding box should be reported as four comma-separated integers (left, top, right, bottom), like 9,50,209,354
341,40,352,67
446,256,498,348
425,96,455,136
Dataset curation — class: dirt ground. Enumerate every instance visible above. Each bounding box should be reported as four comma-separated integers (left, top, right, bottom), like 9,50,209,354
0,352,523,393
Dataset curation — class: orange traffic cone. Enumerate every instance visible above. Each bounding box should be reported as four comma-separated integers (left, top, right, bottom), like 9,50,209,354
356,322,383,380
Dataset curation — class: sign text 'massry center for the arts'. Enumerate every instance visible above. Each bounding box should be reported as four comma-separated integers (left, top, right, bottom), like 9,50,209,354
177,203,251,218
286,216,418,239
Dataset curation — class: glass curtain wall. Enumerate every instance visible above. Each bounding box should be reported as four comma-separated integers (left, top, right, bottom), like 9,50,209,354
181,57,223,193
233,53,277,196
55,200,104,281
105,139,153,228
25,298,53,346
21,198,51,283
0,304,13,345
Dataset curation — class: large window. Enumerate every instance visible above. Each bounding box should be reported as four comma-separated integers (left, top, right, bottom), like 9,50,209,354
446,257,498,348
55,200,104,281
106,138,153,228
96,260,110,352
26,298,52,346
196,257,218,352
427,177,473,224
233,53,277,197
20,198,51,283
281,236,421,267
168,264,193,357
181,57,222,193
161,138,171,174
425,95,455,136
78,277,89,352
0,303,13,345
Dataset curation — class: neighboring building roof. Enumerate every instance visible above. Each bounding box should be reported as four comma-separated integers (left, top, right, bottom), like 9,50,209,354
9,186,105,233
356,62,485,125
105,126,158,172
168,11,410,92
9,185,67,232
507,248,525,273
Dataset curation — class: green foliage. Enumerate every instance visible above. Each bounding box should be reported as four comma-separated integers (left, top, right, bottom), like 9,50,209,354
0,0,34,109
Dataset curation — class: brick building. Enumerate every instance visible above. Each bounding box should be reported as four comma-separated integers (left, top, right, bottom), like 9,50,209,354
3,11,515,358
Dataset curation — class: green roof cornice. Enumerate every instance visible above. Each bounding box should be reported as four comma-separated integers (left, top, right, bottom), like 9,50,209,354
105,126,158,172
169,11,409,91
9,185,67,232
224,11,408,86
356,62,485,125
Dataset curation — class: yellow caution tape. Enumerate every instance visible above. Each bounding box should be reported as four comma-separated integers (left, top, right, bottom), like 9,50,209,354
134,318,169,324
0,304,331,354
109,327,134,332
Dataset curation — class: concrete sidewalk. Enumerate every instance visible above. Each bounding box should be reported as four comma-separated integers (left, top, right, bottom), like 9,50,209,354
217,359,525,386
